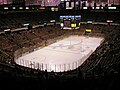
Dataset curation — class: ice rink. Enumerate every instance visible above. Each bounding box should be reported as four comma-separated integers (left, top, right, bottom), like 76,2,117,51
15,35,104,72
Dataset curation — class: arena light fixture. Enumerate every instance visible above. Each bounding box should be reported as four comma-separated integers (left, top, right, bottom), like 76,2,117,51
86,29,91,32
87,21,92,24
107,20,113,23
83,7,87,9
71,23,76,28
96,7,100,9
26,7,29,10
51,7,55,11
108,7,116,9
19,7,23,10
71,24,74,27
66,7,73,9
12,7,16,9
60,23,64,27
101,7,103,9
4,7,8,10
50,20,55,23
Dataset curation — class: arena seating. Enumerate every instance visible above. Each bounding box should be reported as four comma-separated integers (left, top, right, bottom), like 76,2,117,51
0,10,120,90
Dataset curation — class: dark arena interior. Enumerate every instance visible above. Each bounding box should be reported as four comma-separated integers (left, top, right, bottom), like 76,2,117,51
0,0,120,90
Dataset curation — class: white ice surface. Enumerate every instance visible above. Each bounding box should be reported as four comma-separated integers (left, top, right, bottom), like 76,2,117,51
16,36,104,72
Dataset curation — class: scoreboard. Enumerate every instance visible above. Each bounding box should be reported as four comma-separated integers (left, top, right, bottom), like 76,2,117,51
60,15,81,29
